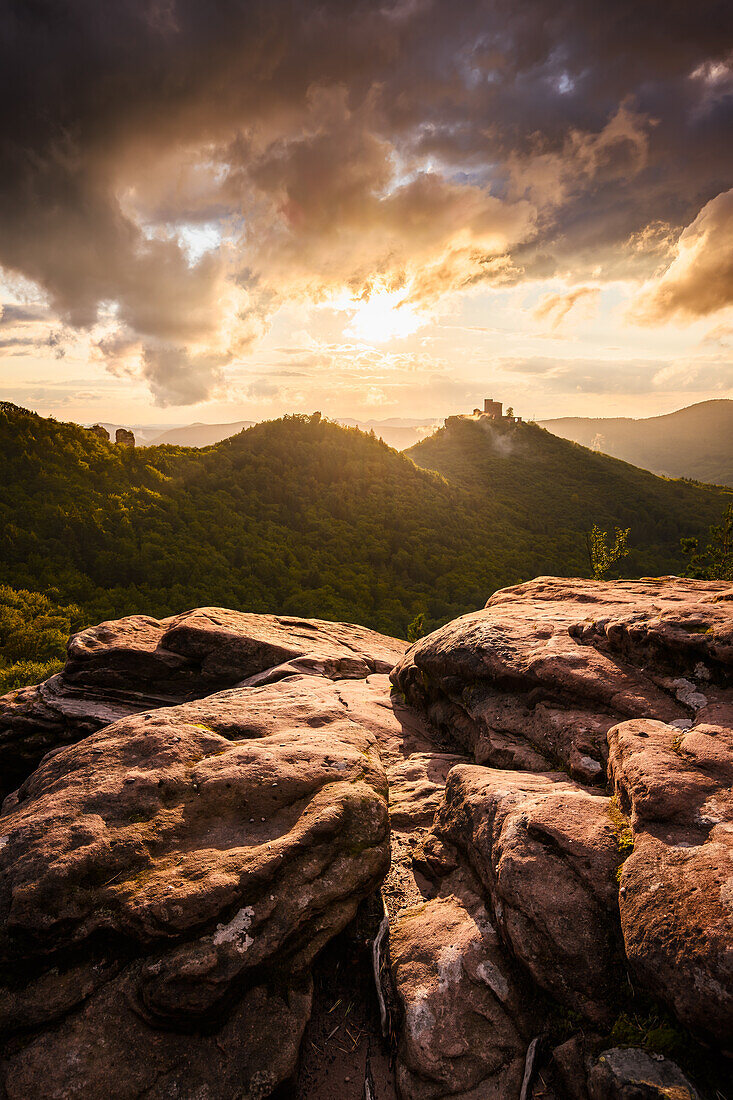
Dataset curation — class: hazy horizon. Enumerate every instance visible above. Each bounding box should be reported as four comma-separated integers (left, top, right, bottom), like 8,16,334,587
12,396,730,438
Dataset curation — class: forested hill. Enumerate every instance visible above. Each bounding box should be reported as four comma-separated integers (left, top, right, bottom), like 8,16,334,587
407,415,727,539
0,402,728,639
407,415,728,583
539,399,733,486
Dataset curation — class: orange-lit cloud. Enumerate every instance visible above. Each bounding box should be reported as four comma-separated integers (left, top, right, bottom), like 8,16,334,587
632,189,733,322
534,287,601,331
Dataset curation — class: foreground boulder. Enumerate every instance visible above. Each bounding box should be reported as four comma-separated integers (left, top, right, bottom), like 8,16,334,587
587,1048,700,1100
1,579,731,1099
390,884,536,1100
609,711,733,1049
433,765,621,1024
0,607,406,795
0,674,391,1098
391,577,732,1093
391,576,731,783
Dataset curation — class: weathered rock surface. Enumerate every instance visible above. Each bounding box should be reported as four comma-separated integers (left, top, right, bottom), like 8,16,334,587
342,679,541,1098
4,974,312,1100
0,673,391,1098
433,765,621,1023
0,607,406,795
609,710,733,1048
391,577,731,782
390,577,732,1096
1,579,731,1099
389,883,536,1100
588,1047,700,1100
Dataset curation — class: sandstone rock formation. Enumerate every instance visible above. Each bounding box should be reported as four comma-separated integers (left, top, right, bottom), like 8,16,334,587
389,887,534,1100
391,576,731,783
1,578,731,1099
433,765,621,1025
609,711,733,1048
0,608,406,795
0,675,391,1098
391,577,732,1094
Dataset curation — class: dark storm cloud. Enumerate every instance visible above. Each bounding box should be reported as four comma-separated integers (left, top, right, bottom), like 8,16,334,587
0,0,731,402
0,336,35,349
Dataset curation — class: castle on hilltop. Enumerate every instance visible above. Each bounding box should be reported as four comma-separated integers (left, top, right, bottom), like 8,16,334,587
472,398,521,422
445,399,522,428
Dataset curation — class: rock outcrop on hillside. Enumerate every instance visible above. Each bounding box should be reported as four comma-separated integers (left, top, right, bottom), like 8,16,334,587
1,579,731,1099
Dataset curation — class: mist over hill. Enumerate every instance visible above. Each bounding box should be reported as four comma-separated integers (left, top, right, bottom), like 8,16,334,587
0,403,728,638
407,415,728,562
540,400,733,486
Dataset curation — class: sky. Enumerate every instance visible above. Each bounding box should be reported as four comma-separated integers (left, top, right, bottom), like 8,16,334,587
1,0,732,426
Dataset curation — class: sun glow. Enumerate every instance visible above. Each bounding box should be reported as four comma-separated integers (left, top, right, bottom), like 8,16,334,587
346,285,425,343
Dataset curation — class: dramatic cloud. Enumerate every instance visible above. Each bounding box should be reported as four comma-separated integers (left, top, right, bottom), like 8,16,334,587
0,304,49,327
632,188,733,321
0,1,731,404
245,378,280,400
140,345,225,407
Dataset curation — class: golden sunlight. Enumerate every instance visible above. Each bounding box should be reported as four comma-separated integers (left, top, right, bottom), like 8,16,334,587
346,285,425,343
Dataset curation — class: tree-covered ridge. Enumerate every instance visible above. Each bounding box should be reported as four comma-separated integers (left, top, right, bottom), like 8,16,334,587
408,417,729,580
0,403,729,644
540,399,733,486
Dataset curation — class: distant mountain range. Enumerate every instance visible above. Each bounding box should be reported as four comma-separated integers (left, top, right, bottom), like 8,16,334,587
86,401,733,484
149,420,255,447
336,418,442,450
540,400,733,487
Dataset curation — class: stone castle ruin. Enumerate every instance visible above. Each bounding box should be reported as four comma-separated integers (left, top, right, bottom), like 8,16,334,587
482,398,504,418
447,398,522,428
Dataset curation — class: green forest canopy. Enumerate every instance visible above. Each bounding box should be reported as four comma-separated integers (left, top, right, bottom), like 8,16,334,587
0,403,729,667
0,584,82,693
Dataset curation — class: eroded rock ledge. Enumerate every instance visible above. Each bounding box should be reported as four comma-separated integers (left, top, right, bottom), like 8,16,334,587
0,608,405,797
0,579,731,1099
